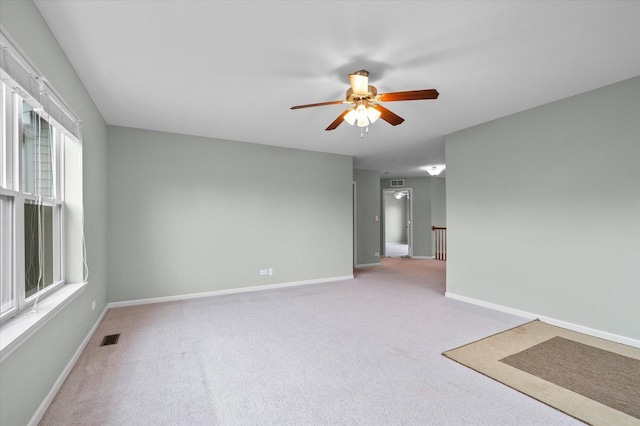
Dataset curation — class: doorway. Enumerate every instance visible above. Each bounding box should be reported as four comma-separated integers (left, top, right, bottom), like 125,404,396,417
382,188,413,258
352,181,357,267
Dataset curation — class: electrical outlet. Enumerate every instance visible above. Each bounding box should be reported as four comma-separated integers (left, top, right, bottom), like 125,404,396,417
268,268,273,276
260,269,268,275
374,252,380,257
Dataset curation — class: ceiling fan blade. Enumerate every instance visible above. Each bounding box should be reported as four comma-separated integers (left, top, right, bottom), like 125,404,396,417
371,104,405,126
291,100,345,110
325,109,351,131
378,89,439,102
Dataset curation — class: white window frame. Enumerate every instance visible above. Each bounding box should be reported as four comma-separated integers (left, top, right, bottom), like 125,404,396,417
0,195,14,317
0,81,66,324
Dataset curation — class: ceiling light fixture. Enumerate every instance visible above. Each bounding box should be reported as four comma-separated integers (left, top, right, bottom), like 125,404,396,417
349,70,370,95
343,100,381,128
342,71,381,133
394,191,406,199
425,165,446,176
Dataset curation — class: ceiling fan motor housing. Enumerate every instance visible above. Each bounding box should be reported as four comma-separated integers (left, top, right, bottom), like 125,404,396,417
346,86,378,104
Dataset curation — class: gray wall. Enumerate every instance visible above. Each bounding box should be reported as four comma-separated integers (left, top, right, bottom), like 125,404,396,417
353,169,381,266
107,126,353,302
383,192,408,243
431,177,446,227
431,177,446,254
446,76,640,340
0,2,109,425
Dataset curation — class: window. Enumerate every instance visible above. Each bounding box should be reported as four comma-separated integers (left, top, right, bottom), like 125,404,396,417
0,30,85,357
0,79,69,323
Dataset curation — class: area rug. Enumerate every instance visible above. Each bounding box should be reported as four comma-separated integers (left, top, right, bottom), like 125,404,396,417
443,320,640,425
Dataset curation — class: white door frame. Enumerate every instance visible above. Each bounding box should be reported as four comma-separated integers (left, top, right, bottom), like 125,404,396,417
352,181,357,267
382,188,413,257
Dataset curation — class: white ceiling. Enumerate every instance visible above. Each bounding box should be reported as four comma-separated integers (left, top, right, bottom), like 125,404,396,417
34,1,640,177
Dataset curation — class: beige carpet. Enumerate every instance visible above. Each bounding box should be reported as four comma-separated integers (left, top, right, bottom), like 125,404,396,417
443,320,640,426
39,259,583,425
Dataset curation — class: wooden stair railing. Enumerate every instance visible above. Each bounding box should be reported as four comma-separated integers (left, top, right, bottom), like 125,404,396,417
432,226,447,261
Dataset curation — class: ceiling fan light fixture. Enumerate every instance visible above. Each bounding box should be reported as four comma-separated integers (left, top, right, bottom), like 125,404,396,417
425,164,446,176
344,102,377,127
349,70,369,95
367,106,381,123
355,103,372,127
344,108,357,126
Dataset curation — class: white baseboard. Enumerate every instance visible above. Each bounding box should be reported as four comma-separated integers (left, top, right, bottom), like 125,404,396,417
108,275,355,309
411,256,435,260
355,263,381,267
28,305,109,426
445,292,640,349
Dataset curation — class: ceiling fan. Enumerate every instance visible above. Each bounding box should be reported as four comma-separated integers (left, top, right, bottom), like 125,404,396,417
290,70,439,131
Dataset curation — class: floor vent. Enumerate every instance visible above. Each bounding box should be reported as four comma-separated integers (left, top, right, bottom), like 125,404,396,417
100,334,120,346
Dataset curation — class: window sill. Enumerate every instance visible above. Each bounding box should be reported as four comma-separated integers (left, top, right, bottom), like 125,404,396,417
0,282,87,362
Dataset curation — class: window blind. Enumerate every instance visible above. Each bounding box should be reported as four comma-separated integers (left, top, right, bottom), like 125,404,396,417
0,27,81,140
